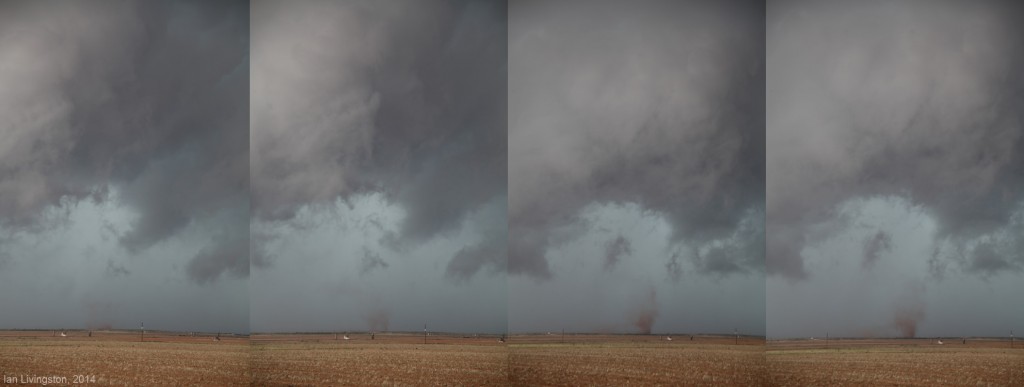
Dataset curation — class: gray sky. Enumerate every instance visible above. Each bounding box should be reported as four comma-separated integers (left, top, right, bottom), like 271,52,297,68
509,0,766,335
12,0,1007,340
0,0,249,333
1,0,767,337
250,0,767,335
250,0,508,333
767,0,1024,339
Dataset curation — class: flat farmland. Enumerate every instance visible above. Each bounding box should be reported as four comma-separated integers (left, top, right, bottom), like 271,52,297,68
767,338,1024,386
0,330,250,385
252,333,765,386
251,333,509,386
2,331,768,385
509,335,766,386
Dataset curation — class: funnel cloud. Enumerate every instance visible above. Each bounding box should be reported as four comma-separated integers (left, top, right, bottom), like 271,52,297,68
509,0,765,336
767,0,1024,339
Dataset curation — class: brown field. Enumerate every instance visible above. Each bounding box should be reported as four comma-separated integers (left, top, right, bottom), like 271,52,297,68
2,330,767,385
509,334,766,386
9,331,1017,386
251,338,508,385
0,330,250,386
251,332,765,386
767,338,1024,386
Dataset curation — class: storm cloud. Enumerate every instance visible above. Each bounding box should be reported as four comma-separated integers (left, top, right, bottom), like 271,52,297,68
0,0,249,333
603,235,632,271
359,247,389,275
862,230,892,270
0,1,248,283
766,0,1024,339
509,0,766,280
507,0,765,336
187,233,250,285
767,0,1024,280
249,0,507,334
251,0,507,279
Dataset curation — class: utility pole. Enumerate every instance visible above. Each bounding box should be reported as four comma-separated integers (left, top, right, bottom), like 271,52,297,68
423,324,427,345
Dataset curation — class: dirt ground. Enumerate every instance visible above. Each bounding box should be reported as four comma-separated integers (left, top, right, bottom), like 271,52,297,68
250,333,764,386
509,339,765,386
0,331,249,386
251,342,508,386
8,331,1019,386
767,338,1024,386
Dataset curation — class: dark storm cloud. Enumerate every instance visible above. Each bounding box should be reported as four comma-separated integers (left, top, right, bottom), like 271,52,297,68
509,0,765,280
445,197,508,282
445,240,505,282
444,216,507,282
105,260,131,278
251,0,506,279
603,235,631,271
0,0,249,281
692,208,766,276
359,247,389,275
186,234,249,285
767,0,1024,280
665,252,683,283
862,230,892,270
960,219,1024,276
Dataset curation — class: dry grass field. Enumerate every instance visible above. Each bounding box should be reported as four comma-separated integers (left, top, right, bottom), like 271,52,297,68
10,331,1016,386
767,338,1024,386
509,334,766,386
0,330,250,385
252,333,509,385
2,330,769,385
250,332,765,386
251,338,508,385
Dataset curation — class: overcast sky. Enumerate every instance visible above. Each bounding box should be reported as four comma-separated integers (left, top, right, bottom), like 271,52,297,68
250,0,766,335
0,0,249,333
250,0,508,333
767,0,1024,339
7,0,1011,340
509,0,765,335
